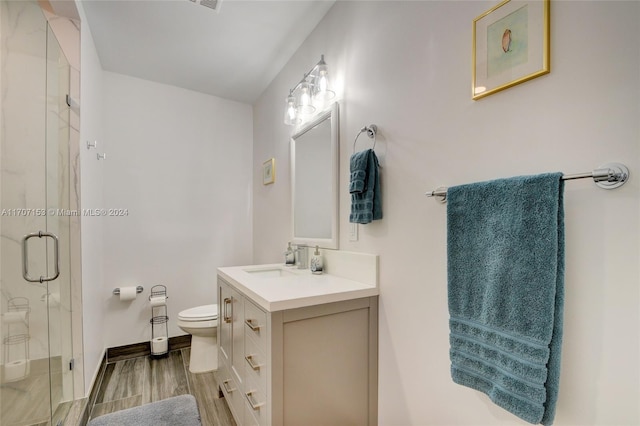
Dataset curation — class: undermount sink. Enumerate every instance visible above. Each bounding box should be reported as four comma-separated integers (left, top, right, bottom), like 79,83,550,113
244,266,297,278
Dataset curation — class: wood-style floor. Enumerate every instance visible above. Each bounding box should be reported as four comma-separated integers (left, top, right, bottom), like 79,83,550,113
88,347,235,426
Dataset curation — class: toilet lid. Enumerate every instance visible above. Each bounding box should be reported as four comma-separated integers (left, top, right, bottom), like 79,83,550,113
178,304,218,321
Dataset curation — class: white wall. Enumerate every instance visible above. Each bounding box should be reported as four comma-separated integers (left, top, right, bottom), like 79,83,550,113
78,0,106,394
102,72,253,347
253,1,639,424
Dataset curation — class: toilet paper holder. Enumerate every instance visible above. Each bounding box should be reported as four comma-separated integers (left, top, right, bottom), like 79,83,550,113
150,285,169,358
113,286,144,296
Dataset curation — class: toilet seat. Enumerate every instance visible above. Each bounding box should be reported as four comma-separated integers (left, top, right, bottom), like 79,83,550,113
178,304,218,322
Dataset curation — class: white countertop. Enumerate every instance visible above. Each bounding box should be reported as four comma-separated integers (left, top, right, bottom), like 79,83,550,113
217,263,379,312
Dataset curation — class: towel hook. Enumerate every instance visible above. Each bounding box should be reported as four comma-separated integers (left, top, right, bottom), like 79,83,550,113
353,124,377,153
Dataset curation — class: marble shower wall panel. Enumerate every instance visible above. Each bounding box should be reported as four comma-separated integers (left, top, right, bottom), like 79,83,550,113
1,0,52,362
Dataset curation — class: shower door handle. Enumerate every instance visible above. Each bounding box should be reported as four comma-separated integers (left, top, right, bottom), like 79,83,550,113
22,231,60,283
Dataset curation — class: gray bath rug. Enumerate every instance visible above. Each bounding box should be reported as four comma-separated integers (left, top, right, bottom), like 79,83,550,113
88,394,201,426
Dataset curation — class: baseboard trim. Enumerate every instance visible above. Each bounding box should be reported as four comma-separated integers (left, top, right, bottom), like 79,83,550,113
106,335,192,363
77,350,106,426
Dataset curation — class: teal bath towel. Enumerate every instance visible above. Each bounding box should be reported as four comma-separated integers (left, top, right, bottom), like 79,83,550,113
349,149,382,224
447,173,565,425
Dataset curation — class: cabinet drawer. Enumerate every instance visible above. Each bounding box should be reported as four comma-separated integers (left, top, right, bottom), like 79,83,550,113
244,372,267,426
218,367,244,425
244,332,267,391
244,299,267,351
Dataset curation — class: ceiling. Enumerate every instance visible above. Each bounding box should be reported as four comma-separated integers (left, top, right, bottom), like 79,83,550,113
81,0,336,104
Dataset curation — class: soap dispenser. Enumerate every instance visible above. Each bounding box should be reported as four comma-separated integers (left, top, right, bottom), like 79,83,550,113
284,242,295,266
310,245,323,274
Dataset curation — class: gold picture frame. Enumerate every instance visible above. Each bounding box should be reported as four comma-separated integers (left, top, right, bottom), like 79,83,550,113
262,158,275,185
472,0,550,100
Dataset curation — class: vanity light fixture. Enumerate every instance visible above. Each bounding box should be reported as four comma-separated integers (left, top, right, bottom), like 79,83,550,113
283,55,336,126
297,81,315,114
283,91,300,126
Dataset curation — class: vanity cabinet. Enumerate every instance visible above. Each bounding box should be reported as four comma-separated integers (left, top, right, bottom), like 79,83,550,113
217,279,245,421
216,276,378,426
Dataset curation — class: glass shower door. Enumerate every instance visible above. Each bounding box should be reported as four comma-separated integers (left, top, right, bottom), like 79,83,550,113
45,19,74,426
0,2,75,425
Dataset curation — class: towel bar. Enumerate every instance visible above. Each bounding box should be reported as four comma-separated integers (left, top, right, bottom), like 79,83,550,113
353,124,377,153
425,162,629,203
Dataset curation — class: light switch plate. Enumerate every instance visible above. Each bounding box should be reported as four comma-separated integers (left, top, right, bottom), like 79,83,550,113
349,223,358,242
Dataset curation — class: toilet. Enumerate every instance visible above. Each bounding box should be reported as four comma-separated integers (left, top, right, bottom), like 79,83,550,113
177,304,218,373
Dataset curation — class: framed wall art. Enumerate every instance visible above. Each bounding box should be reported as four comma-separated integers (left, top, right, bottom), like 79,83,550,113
472,0,550,100
263,158,275,185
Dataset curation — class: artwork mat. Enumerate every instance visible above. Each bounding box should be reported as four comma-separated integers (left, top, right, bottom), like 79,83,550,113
473,0,550,100
263,158,275,185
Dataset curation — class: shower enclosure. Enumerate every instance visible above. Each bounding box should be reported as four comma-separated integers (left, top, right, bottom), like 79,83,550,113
1,1,79,424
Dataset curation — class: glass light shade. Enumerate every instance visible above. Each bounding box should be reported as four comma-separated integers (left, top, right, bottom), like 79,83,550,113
296,82,316,114
313,64,335,101
283,94,300,126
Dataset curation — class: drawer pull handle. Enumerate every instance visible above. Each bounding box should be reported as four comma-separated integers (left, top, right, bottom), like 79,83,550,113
222,379,235,393
245,355,261,371
245,391,264,410
223,298,232,323
245,319,260,331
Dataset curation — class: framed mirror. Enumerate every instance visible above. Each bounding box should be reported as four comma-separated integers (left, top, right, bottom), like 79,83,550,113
291,102,339,249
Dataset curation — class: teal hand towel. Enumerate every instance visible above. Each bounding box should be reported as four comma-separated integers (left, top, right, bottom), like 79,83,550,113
447,173,565,425
349,149,382,224
349,149,369,194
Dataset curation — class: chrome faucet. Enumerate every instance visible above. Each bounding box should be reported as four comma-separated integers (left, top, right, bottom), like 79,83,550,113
293,245,308,269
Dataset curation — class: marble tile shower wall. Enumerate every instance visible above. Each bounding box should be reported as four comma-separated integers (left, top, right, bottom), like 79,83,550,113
1,0,54,363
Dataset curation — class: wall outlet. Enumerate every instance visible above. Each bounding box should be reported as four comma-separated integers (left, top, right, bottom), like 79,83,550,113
349,223,359,242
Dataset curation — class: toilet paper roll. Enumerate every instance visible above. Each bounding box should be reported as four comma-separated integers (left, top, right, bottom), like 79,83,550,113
149,296,167,307
2,311,27,325
119,286,137,301
151,337,168,354
3,359,30,382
